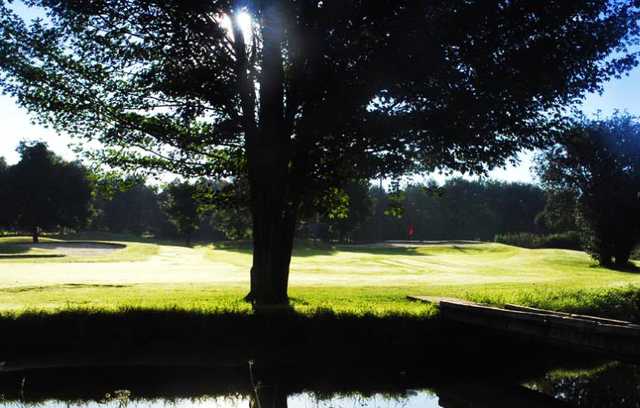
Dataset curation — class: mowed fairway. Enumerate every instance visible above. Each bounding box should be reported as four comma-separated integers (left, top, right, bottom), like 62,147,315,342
1,236,639,317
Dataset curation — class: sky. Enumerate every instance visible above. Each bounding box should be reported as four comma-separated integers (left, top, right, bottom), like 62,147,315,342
1,5,640,184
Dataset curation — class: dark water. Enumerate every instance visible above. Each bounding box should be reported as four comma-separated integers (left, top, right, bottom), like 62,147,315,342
0,359,638,408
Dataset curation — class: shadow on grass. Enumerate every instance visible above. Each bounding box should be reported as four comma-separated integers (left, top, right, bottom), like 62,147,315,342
0,243,31,255
589,262,640,274
0,254,66,259
614,263,640,273
214,244,426,258
212,240,343,257
335,246,423,256
0,242,68,259
0,283,132,294
32,233,486,258
54,232,195,248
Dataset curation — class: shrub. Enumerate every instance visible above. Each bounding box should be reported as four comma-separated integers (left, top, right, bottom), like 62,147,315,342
495,231,582,250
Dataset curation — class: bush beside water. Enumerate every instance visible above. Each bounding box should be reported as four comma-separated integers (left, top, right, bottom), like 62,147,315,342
494,231,582,250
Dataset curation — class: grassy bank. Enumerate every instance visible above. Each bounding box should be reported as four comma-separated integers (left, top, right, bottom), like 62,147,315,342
1,237,640,319
1,236,640,361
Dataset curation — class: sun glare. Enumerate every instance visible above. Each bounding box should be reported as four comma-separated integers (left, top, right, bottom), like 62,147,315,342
217,10,253,43
236,11,253,38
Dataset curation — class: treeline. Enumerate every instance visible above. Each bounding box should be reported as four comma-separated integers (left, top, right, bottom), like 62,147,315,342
0,142,92,242
89,177,251,244
1,144,551,245
315,179,547,243
0,142,252,243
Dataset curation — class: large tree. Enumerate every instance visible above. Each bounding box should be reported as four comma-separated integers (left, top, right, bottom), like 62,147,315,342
537,114,640,268
7,141,92,242
0,1,639,304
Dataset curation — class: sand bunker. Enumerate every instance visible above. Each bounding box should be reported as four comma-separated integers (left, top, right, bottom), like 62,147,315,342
16,242,125,257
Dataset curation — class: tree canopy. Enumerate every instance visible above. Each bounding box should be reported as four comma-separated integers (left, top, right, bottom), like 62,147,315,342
5,141,92,242
537,113,640,268
160,180,201,245
91,175,166,236
1,1,639,304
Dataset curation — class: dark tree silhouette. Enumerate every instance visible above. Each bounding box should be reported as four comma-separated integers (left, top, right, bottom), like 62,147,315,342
355,179,546,242
7,142,92,243
535,189,579,233
92,176,165,236
537,114,640,268
322,180,373,243
160,180,201,246
0,156,11,230
195,178,253,241
1,1,639,304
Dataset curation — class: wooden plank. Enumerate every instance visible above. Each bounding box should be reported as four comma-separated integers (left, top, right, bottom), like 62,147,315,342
440,301,640,336
409,295,640,361
406,295,476,305
504,303,639,327
409,296,640,335
440,301,640,340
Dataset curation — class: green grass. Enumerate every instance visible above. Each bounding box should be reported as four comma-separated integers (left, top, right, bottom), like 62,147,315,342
1,236,640,319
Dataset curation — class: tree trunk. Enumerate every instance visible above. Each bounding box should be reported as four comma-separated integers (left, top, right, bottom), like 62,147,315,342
248,195,297,306
32,226,39,243
598,252,612,267
244,1,295,308
614,248,631,269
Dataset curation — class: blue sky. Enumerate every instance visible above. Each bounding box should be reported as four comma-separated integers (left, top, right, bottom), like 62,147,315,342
1,3,640,184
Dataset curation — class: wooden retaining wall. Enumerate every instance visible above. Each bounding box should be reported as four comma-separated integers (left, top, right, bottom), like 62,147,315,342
409,296,640,362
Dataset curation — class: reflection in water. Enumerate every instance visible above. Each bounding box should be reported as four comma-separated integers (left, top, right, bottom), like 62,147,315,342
527,361,640,408
0,393,444,408
0,359,638,408
288,392,439,408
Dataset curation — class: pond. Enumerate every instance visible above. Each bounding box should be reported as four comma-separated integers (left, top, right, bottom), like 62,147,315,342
0,358,637,408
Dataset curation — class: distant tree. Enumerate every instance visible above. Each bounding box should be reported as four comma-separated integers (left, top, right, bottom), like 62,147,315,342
92,176,165,236
198,179,253,241
487,181,546,235
438,179,498,240
7,142,92,242
537,114,640,268
535,189,579,233
160,181,201,245
1,1,638,305
323,180,373,243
